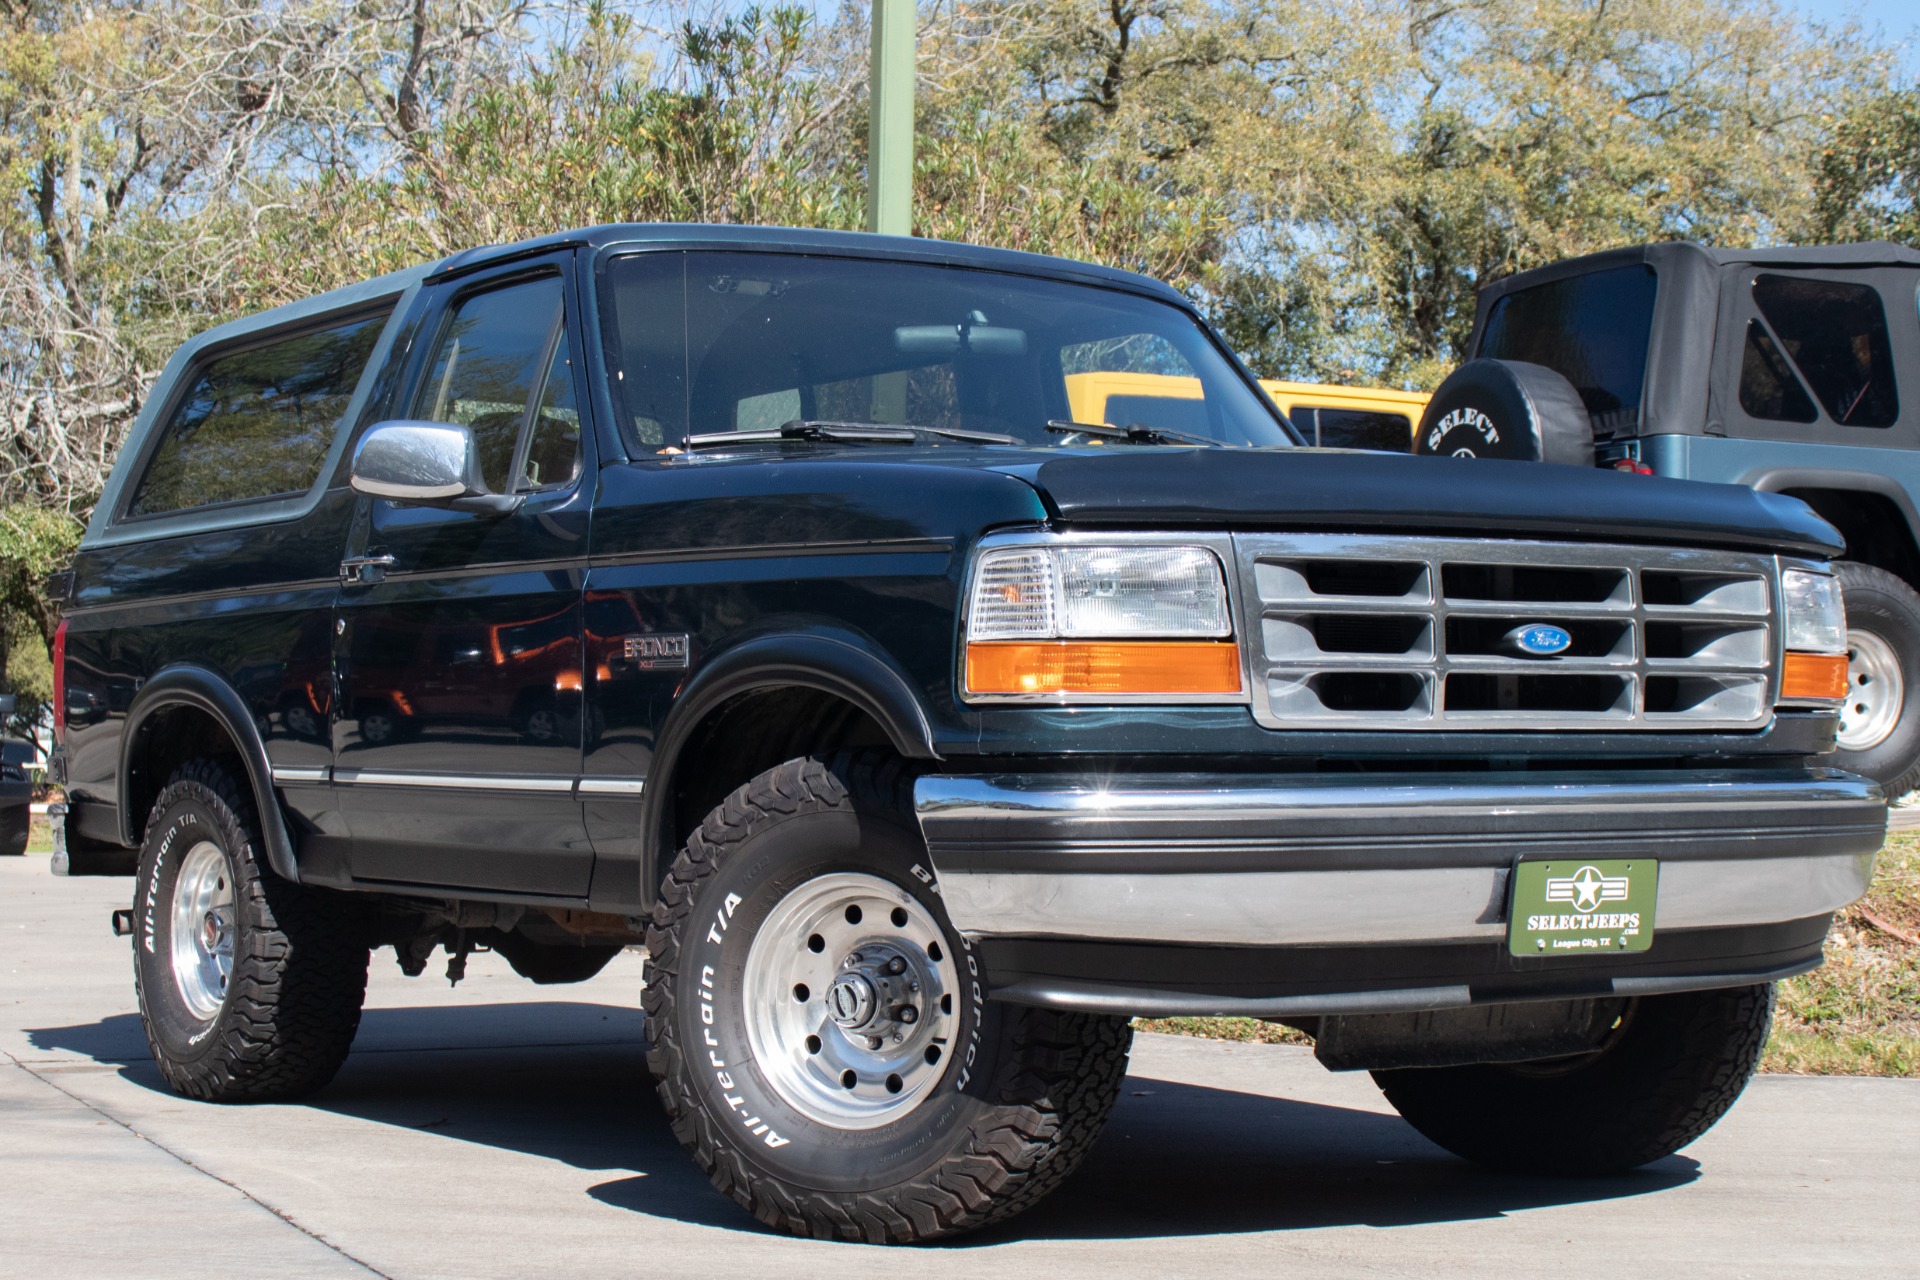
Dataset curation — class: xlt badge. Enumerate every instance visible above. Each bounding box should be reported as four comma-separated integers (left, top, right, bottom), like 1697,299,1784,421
623,633,691,670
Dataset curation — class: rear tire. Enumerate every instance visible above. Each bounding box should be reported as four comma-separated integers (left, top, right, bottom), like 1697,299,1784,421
1833,561,1920,799
133,758,369,1101
1372,983,1775,1175
645,753,1131,1242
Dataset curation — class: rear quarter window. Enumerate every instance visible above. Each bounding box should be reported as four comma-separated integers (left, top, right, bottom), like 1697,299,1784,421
128,312,388,518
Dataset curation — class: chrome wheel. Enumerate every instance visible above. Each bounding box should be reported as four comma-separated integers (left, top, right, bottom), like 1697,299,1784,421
1839,628,1903,752
169,840,235,1021
742,871,960,1129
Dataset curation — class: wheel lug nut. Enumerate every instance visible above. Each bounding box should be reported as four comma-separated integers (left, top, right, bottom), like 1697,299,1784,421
896,1005,918,1024
885,957,906,975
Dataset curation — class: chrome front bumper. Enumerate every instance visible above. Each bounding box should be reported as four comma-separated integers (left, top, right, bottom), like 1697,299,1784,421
912,770,1886,947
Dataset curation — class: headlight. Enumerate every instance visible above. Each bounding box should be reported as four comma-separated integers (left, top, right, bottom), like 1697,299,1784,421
964,544,1241,697
1779,568,1848,702
1782,569,1845,654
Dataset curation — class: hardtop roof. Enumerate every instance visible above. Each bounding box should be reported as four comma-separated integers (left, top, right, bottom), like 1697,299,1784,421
425,222,1189,302
194,224,1194,349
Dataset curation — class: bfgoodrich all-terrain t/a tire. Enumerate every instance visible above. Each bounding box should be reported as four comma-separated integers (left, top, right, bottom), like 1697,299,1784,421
644,753,1132,1243
133,758,369,1101
1372,983,1775,1175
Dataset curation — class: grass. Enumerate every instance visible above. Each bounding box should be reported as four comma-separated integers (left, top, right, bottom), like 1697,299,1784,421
25,813,52,854
1765,828,1919,1077
1137,831,1920,1078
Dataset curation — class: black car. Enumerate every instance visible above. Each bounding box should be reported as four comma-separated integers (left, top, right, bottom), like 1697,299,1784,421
52,225,1884,1241
1,697,31,856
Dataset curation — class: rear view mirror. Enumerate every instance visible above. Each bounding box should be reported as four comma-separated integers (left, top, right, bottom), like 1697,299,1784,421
0,693,15,717
350,421,521,516
894,325,1028,357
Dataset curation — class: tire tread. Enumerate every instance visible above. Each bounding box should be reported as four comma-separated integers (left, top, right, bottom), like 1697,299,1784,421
135,758,367,1102
644,752,1130,1243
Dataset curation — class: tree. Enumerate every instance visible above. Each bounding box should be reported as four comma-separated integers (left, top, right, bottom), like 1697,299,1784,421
1810,89,1920,246
0,504,81,744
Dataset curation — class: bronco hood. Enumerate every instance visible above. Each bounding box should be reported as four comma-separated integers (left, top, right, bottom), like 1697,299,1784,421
1007,448,1843,557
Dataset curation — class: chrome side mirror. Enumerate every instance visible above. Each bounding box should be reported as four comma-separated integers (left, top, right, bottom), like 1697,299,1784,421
349,421,521,515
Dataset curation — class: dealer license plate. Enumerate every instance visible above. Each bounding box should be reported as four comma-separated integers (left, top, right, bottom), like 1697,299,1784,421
1509,858,1658,957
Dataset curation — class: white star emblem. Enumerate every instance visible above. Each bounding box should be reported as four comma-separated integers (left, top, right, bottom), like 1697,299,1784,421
1544,864,1632,913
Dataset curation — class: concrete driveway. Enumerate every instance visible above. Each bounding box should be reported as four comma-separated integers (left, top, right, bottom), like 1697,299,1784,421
3,855,1915,1279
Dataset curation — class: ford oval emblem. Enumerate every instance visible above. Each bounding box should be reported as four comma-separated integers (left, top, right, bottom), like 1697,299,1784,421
1504,623,1574,658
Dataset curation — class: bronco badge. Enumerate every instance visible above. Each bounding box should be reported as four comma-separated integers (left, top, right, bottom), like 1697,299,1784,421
623,633,691,670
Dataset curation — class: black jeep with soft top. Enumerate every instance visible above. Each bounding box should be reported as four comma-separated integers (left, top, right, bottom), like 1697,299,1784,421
52,225,1884,1242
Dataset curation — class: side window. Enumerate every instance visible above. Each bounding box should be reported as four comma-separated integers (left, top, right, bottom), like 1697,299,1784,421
1738,320,1818,423
413,275,581,493
1750,274,1899,427
128,311,387,518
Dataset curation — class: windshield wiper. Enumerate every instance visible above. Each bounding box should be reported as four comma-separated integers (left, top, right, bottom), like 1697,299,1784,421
1044,420,1224,447
684,420,1020,449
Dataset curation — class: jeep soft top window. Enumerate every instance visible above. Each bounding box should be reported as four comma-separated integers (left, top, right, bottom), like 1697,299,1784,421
1478,264,1657,436
600,251,1289,449
127,311,387,518
1738,320,1818,423
1749,274,1899,428
412,274,582,492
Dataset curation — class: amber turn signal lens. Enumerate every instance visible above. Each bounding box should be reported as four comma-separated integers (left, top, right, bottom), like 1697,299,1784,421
1780,651,1849,701
966,641,1243,696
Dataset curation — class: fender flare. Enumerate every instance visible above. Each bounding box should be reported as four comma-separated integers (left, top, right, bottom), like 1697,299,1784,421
636,629,941,904
1744,466,1920,558
118,666,301,882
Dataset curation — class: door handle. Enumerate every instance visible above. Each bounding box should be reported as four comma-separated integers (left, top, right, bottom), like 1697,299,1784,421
339,554,396,584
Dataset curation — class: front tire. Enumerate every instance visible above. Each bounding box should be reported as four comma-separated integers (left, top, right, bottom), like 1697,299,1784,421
133,758,369,1101
644,753,1131,1243
1372,983,1775,1175
1834,561,1920,798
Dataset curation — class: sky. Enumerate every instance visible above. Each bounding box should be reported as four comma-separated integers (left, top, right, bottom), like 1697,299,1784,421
1773,0,1916,77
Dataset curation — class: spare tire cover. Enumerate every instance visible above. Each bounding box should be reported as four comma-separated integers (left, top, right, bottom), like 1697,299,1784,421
1415,359,1596,466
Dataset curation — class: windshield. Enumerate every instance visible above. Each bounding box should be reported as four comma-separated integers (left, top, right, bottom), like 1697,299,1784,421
599,250,1291,451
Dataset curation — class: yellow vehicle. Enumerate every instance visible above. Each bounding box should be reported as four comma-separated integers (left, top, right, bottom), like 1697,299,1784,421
1258,380,1429,452
1062,371,1425,451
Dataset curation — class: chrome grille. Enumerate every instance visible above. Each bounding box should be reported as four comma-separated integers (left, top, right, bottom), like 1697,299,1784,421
1234,534,1778,731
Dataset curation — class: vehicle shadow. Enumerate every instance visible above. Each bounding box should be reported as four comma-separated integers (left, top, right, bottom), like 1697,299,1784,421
28,1003,1698,1243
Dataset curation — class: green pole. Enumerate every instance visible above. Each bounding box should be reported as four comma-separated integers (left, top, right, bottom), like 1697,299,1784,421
867,0,914,236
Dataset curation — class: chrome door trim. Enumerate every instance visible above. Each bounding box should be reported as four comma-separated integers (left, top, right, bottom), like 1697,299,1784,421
576,777,646,797
331,769,576,793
